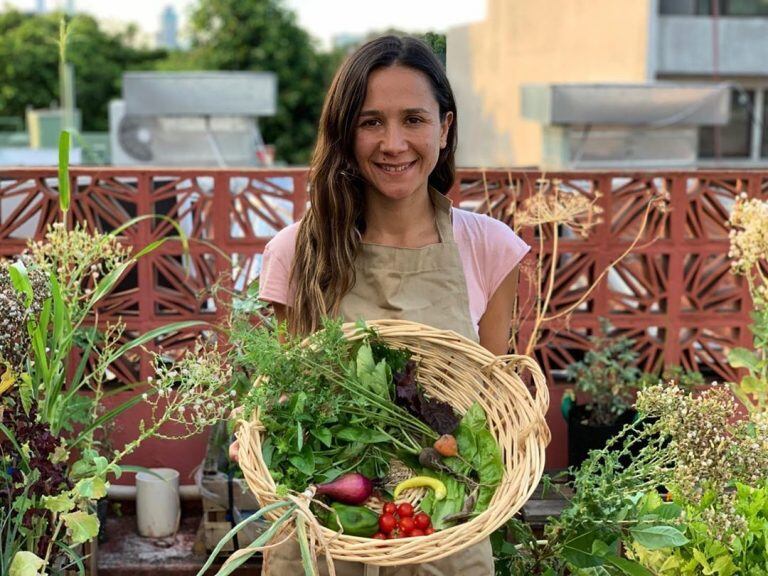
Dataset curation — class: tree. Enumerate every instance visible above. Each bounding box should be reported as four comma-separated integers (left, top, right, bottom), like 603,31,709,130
0,10,167,132
181,0,341,165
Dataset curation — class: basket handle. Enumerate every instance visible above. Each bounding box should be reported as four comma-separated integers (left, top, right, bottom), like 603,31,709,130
486,354,550,443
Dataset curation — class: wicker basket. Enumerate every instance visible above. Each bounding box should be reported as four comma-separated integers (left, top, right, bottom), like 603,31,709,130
236,319,550,566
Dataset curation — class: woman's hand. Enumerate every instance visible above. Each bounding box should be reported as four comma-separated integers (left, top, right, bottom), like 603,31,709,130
228,406,245,463
228,439,240,463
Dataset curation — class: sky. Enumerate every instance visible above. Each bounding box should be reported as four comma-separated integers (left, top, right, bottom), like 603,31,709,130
2,0,487,47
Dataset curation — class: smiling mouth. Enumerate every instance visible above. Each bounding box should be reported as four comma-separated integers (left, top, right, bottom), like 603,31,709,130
375,160,416,173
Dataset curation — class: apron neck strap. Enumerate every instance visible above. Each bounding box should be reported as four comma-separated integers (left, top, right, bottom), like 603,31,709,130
429,187,454,243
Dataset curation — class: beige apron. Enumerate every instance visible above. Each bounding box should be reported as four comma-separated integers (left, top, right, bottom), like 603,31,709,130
266,188,494,576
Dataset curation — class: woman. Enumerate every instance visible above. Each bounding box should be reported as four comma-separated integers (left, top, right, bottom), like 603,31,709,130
254,35,529,575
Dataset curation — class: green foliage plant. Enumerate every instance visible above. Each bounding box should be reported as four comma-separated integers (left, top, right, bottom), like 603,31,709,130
625,383,768,575
726,195,768,413
493,416,683,575
0,74,235,570
565,318,642,426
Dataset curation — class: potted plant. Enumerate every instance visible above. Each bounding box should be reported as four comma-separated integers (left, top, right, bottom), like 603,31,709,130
562,318,642,468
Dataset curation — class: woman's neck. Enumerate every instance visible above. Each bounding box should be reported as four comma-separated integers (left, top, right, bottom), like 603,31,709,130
362,187,439,248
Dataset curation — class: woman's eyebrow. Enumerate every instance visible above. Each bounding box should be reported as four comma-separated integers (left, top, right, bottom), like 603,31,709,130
359,107,431,117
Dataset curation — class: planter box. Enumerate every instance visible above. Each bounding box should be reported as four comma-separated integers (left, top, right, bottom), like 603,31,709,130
197,422,265,553
199,469,265,552
567,405,637,469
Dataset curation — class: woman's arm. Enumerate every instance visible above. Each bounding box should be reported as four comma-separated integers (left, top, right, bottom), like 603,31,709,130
272,302,289,328
477,267,519,355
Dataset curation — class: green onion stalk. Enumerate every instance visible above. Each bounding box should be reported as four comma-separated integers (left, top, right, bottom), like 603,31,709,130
196,490,337,576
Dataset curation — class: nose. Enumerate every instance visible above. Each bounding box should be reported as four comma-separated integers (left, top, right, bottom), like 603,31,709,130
380,124,408,156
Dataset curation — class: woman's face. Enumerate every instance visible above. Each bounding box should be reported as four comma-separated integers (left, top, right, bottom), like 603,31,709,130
353,65,453,203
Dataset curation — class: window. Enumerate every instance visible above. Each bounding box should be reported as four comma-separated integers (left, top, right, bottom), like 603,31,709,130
761,89,768,157
661,0,768,15
699,89,754,158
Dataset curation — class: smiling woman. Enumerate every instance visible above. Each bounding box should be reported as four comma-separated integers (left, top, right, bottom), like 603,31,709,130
252,35,530,575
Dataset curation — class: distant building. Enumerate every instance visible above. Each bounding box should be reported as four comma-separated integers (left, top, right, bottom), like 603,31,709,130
447,0,764,169
156,5,179,50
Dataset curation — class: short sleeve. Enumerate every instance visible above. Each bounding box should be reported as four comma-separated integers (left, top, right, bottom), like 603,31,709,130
258,223,299,305
483,218,530,299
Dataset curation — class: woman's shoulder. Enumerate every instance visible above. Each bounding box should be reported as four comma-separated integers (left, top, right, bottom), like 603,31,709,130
264,221,301,259
451,207,521,245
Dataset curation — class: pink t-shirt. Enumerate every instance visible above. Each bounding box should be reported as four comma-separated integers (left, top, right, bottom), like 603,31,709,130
259,208,530,336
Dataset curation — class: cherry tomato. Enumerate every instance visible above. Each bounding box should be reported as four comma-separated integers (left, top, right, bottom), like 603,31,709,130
373,532,387,540
414,512,431,530
383,502,397,516
397,502,414,518
378,513,397,534
425,527,435,535
410,528,425,537
398,516,415,535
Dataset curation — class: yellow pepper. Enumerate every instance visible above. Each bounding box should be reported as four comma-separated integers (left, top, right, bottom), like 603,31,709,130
393,476,447,501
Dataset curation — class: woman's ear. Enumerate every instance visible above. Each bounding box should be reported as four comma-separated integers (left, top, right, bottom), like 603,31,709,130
439,111,454,150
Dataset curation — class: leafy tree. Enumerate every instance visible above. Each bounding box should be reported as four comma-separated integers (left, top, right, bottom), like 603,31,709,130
0,10,167,131
181,0,341,165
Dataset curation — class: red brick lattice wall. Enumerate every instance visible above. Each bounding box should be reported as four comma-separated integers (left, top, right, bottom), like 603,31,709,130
0,167,760,468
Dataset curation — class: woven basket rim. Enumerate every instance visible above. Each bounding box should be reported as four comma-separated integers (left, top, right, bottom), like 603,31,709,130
236,319,550,566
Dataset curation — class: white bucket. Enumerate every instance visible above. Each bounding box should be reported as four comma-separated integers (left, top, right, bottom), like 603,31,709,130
135,467,180,538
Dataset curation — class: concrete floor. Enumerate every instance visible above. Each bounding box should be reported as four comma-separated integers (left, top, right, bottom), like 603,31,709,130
97,516,262,576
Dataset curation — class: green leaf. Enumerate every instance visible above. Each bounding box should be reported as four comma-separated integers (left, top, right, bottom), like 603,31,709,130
58,129,71,213
288,446,315,476
8,261,34,308
311,428,333,448
61,511,99,544
105,320,207,366
603,554,654,576
654,502,683,521
42,492,76,513
355,343,390,400
562,528,612,568
739,375,767,395
74,476,108,499
728,347,760,372
19,373,33,414
336,426,390,444
9,551,46,576
629,525,688,550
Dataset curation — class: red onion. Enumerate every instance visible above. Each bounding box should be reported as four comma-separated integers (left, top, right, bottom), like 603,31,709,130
314,472,374,505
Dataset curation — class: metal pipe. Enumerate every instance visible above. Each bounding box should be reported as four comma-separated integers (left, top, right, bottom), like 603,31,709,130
107,483,201,501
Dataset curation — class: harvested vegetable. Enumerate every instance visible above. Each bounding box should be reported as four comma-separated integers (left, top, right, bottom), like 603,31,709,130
325,503,380,537
393,476,447,500
378,513,397,534
396,502,414,518
393,360,460,434
315,472,374,505
433,434,458,457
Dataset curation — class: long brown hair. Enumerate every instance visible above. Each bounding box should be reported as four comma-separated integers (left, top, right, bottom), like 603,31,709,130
288,36,458,334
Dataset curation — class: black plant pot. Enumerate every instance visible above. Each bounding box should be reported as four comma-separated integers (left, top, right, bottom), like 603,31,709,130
567,404,637,470
96,497,109,543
